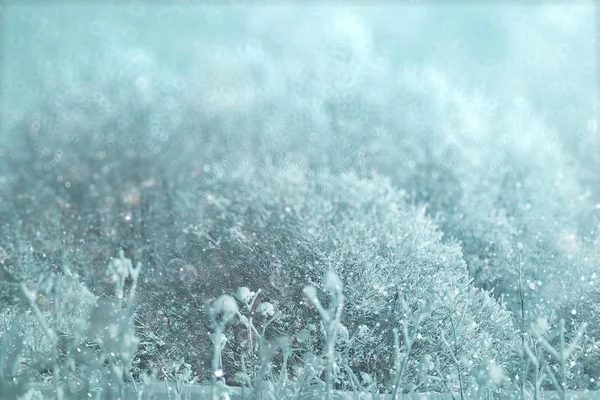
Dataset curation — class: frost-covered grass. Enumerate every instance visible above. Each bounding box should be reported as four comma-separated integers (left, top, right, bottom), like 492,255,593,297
0,262,595,399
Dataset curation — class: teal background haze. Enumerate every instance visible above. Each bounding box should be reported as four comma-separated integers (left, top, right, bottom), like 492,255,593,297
1,2,597,143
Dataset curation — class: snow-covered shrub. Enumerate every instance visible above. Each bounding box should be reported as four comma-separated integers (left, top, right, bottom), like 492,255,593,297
0,249,143,399
1,4,596,396
3,4,595,320
181,8,598,317
380,71,597,314
150,161,516,390
177,7,597,322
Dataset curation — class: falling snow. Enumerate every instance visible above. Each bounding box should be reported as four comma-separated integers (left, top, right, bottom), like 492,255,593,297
0,2,598,399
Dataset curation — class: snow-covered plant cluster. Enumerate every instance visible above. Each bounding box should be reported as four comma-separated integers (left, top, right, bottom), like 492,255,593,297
0,250,142,399
175,163,516,392
0,2,598,399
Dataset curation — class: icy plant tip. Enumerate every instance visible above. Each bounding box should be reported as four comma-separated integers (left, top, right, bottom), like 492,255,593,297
209,332,228,351
532,317,550,335
211,295,239,324
488,362,505,385
303,285,318,303
235,286,252,303
357,324,368,338
256,301,275,317
324,270,343,294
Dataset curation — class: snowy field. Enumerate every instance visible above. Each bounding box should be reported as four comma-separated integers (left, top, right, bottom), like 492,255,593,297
0,2,598,399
